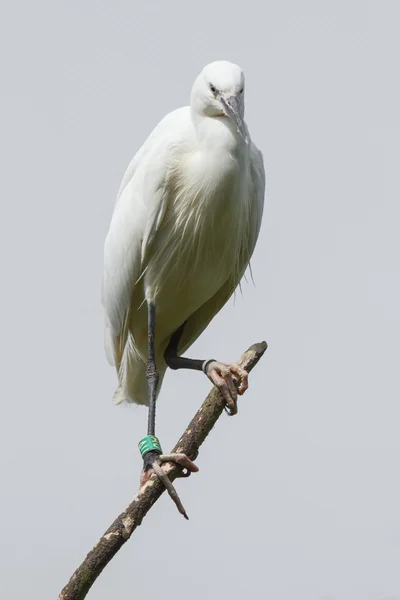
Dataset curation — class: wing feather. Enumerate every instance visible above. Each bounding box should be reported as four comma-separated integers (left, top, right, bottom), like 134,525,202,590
102,107,191,365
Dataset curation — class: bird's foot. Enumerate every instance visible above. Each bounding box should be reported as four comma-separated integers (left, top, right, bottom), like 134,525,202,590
204,360,248,415
140,450,199,519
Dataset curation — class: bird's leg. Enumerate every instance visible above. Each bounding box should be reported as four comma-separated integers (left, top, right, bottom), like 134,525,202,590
145,302,158,439
140,303,198,519
164,322,248,415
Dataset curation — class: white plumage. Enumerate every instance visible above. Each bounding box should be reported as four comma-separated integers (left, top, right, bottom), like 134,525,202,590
102,60,265,406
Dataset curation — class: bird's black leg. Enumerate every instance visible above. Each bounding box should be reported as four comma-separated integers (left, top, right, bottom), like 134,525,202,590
164,321,249,416
141,304,198,519
164,321,206,372
143,302,161,473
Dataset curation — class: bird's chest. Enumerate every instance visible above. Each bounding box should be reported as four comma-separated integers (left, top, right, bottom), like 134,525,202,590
184,148,245,229
175,152,244,259
147,150,249,313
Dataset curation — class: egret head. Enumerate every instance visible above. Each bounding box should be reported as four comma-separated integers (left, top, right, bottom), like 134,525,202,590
191,61,247,143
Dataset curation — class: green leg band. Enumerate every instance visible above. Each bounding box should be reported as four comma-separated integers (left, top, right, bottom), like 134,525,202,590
138,435,163,458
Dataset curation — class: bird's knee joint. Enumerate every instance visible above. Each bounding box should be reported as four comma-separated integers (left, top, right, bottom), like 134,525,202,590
146,367,159,384
164,351,178,370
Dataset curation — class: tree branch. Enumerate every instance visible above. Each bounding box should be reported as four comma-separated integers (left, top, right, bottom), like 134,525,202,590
58,341,267,600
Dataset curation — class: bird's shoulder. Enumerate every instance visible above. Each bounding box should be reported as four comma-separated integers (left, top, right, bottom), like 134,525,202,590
138,106,195,159
115,107,194,204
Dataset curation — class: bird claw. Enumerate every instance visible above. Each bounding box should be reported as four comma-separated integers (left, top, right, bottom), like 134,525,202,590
205,361,248,415
159,453,198,478
140,452,198,519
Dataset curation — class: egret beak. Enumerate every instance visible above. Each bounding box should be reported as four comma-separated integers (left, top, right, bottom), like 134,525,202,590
220,94,248,144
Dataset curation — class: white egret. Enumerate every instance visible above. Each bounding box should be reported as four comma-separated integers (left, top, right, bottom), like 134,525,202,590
102,60,265,517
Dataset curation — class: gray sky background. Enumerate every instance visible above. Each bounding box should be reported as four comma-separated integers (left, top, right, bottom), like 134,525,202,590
1,1,399,599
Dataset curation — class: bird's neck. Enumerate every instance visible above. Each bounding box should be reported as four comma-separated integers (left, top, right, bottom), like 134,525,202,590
192,112,246,156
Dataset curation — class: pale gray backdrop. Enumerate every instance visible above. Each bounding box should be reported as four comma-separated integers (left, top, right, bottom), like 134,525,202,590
1,1,399,599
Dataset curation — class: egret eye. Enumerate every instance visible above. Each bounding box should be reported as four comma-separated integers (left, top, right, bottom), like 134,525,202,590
239,87,244,94
210,84,217,94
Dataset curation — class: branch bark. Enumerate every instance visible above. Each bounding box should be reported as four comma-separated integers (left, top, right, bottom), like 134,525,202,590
58,341,267,600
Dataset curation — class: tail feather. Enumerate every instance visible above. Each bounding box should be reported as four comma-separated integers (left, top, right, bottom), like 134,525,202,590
112,386,127,405
112,332,166,406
